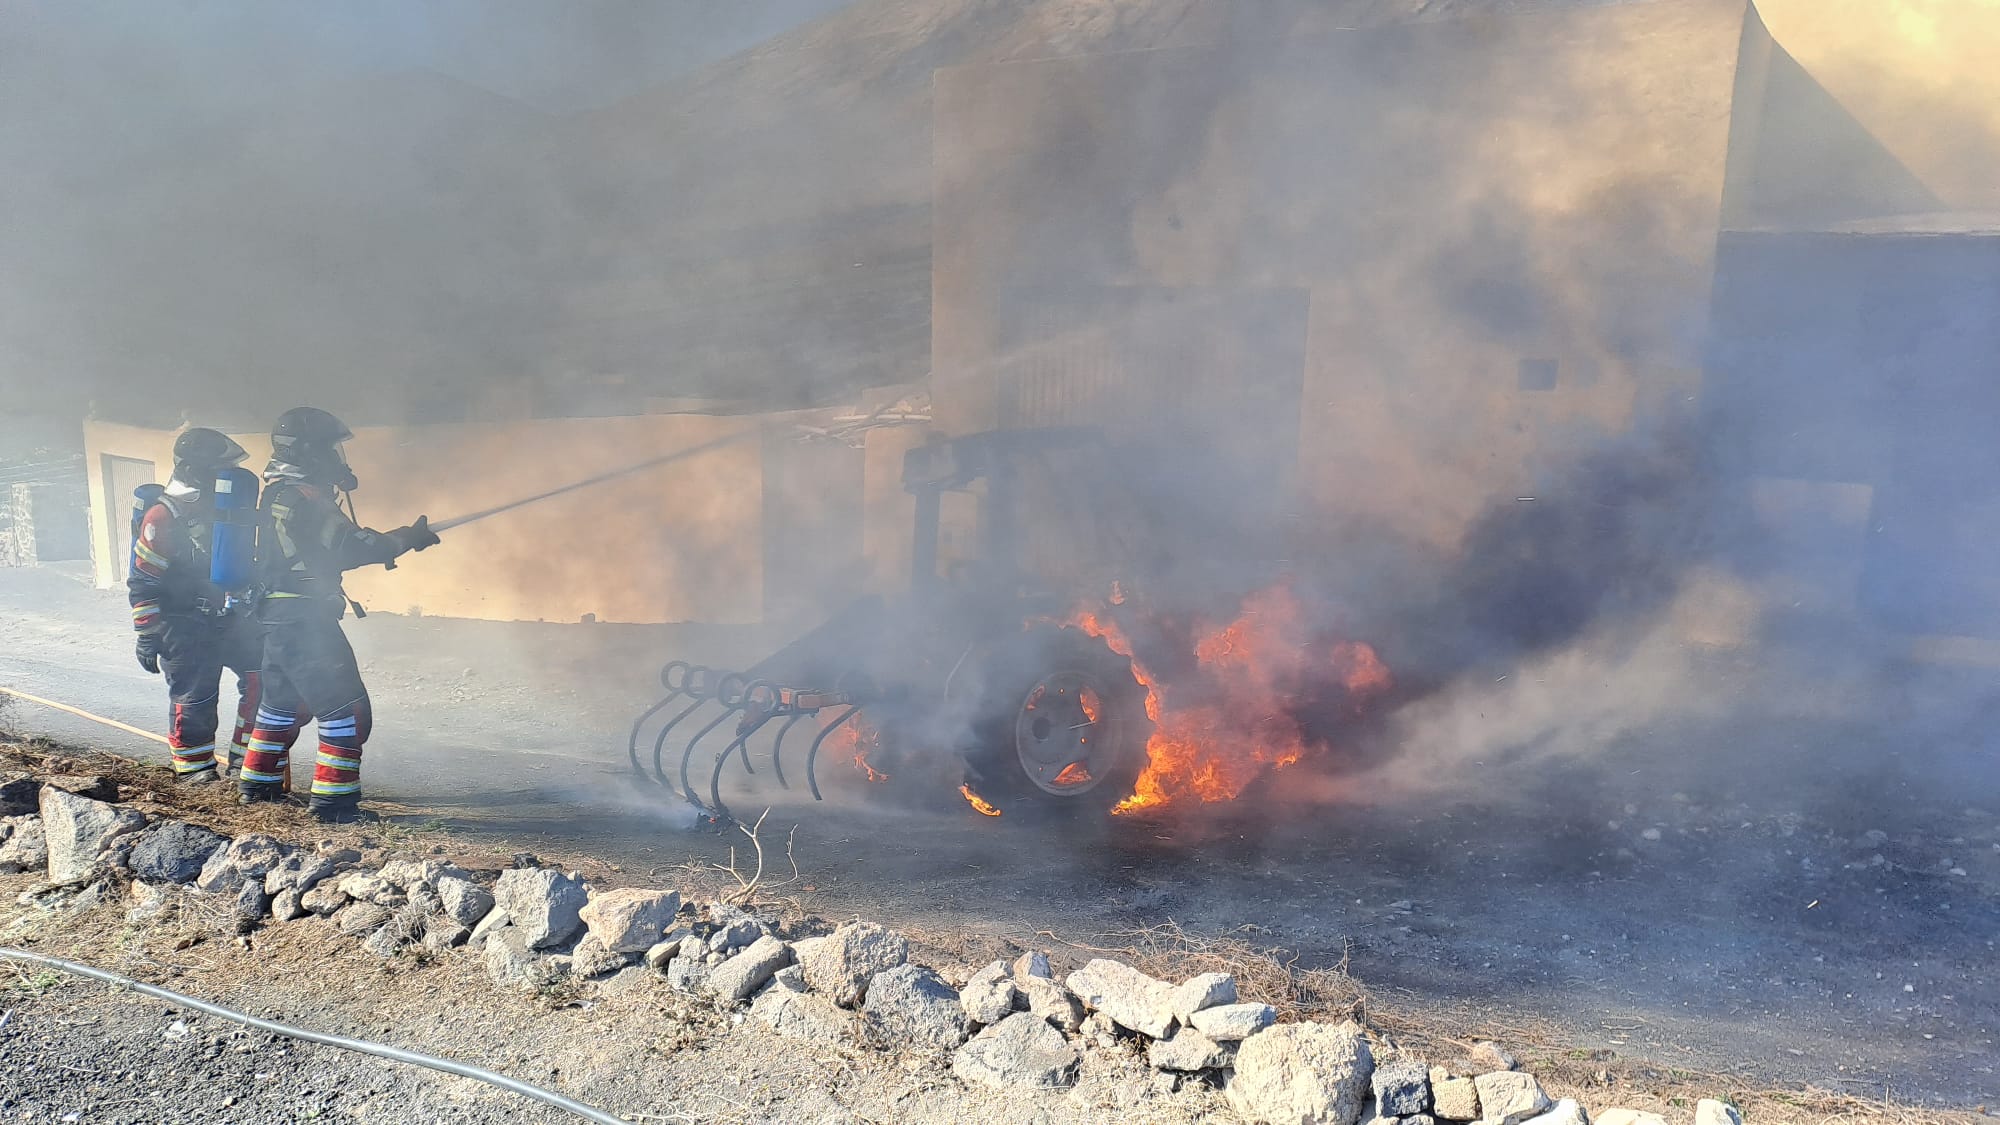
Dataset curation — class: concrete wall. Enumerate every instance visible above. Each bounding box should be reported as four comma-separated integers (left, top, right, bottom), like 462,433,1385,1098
83,413,770,625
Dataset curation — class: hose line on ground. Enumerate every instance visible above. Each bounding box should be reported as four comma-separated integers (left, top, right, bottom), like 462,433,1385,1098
0,947,636,1125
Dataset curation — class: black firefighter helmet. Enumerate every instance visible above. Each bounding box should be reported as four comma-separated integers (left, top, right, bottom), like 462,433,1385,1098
170,427,247,484
271,406,357,490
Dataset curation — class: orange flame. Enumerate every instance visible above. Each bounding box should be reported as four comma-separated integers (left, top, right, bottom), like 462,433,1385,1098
1068,583,1392,816
959,783,1003,816
828,713,890,783
1052,762,1093,786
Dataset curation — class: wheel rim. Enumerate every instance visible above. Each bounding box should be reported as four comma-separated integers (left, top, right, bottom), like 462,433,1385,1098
1012,670,1123,797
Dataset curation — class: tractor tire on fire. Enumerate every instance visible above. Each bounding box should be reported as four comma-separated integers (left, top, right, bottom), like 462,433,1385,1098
964,625,1149,816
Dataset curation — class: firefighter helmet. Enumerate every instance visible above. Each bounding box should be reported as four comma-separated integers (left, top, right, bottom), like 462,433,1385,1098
271,406,357,489
170,428,247,480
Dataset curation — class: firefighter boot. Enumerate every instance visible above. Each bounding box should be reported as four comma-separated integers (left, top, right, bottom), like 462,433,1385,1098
308,794,378,824
238,781,285,805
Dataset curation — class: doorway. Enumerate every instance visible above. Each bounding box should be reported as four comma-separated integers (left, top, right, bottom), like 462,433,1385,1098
101,454,156,583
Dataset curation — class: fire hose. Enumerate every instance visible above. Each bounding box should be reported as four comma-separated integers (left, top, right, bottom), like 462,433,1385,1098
429,427,762,533
0,947,638,1125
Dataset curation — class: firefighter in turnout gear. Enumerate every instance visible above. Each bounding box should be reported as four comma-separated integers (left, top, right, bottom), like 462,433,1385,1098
240,407,438,822
128,428,265,783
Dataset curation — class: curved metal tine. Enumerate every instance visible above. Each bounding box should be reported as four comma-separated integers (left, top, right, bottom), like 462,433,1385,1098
650,699,708,795
804,705,860,802
768,711,812,791
709,698,781,816
627,693,680,778
627,661,692,777
679,698,745,810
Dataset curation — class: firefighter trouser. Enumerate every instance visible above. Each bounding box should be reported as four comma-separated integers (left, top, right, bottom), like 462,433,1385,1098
242,603,371,801
155,614,263,777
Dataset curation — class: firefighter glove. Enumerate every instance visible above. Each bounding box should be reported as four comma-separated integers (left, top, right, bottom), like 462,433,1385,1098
395,515,440,553
135,634,160,675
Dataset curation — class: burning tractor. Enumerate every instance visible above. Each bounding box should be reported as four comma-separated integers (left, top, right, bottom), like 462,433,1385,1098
627,426,1390,825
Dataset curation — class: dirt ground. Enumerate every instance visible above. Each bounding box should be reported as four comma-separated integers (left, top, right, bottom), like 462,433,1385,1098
3,565,1997,1116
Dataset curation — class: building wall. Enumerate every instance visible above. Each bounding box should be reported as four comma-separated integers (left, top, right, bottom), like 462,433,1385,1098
83,413,769,625
1705,229,2000,639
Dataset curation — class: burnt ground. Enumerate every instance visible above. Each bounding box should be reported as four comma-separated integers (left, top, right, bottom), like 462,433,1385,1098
3,564,1997,1111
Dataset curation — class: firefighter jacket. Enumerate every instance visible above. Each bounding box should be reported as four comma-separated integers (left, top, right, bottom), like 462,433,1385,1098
128,487,229,632
257,477,412,610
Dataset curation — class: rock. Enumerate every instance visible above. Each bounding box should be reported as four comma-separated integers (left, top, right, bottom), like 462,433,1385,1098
469,906,513,946
707,903,768,953
1013,950,1052,980
299,882,350,917
0,815,49,874
1226,1021,1374,1125
952,1011,1081,1089
708,935,792,1003
1191,1001,1277,1041
336,872,402,906
796,921,909,1007
194,834,289,895
752,986,856,1042
493,867,588,950
39,786,146,885
961,960,1023,1025
334,902,393,936
580,887,681,953
263,853,338,896
1432,1075,1480,1122
1473,1072,1550,1125
770,964,807,993
1164,972,1237,1022
0,774,37,816
1080,1011,1121,1050
485,928,567,989
570,936,633,979
1065,959,1176,1038
127,821,226,884
422,920,472,953
270,884,308,920
375,858,436,891
1523,1100,1588,1125
1594,1112,1668,1125
1404,1117,1438,1125
862,963,968,1051
1019,975,1084,1033
435,871,494,927
1694,1101,1743,1125
644,937,685,970
44,774,117,801
362,922,410,958
126,881,179,925
1372,1058,1431,1117
666,953,710,994
1149,1027,1234,1071
64,881,109,915
230,882,270,931
1466,1041,1517,1073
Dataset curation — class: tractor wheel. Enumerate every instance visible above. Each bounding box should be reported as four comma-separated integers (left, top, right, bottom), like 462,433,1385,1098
965,625,1150,815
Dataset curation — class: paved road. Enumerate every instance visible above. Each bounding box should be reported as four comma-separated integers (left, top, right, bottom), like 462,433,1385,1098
4,565,1996,1108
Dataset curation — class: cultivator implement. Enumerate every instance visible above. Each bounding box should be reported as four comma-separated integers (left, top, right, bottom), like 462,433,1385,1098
627,659,881,823
624,427,1157,824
